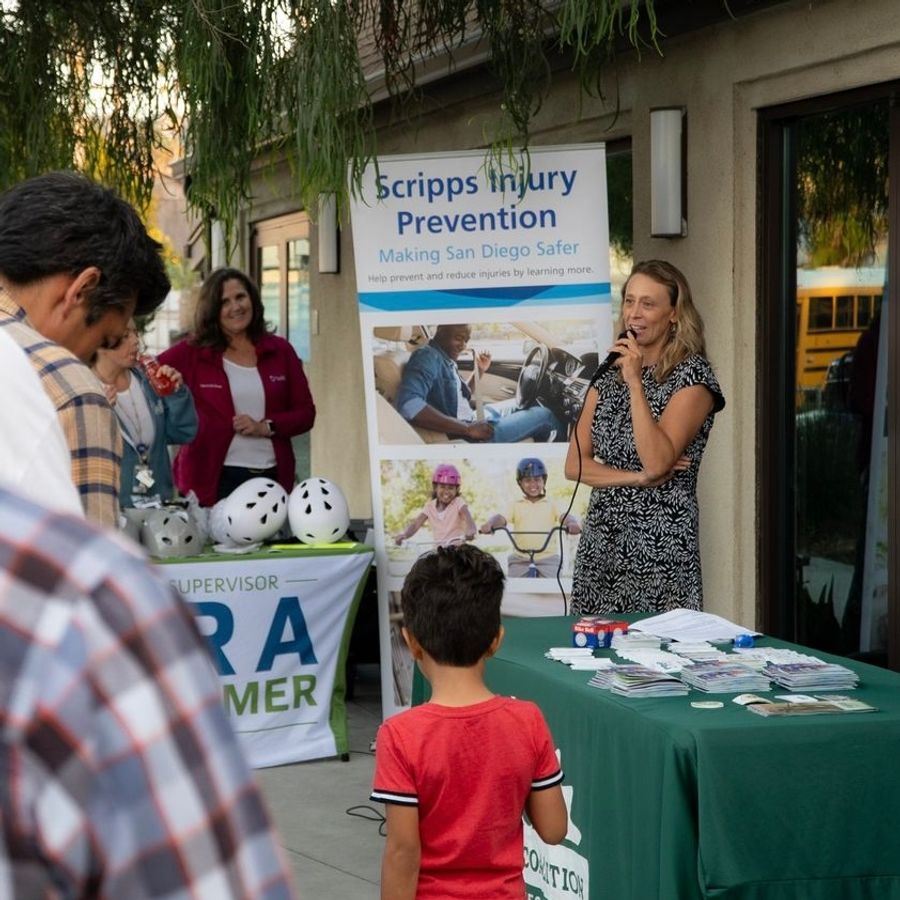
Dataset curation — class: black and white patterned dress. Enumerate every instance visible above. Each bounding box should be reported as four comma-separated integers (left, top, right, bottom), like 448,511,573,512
571,354,725,615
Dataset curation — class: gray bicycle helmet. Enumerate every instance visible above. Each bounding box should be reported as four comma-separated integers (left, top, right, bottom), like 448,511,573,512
141,508,202,559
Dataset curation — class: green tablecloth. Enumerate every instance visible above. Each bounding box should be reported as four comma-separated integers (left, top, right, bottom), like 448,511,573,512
415,616,900,899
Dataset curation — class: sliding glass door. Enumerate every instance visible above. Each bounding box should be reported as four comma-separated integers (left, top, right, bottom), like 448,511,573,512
760,86,898,668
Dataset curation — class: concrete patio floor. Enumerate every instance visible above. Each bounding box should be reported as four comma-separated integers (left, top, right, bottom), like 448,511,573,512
256,663,385,899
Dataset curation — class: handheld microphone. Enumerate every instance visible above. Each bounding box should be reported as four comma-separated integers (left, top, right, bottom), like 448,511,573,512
588,329,634,386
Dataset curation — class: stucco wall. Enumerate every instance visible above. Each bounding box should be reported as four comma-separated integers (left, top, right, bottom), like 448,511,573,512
248,0,900,628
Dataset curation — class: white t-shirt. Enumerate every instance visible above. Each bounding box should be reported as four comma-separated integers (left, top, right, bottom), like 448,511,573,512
0,328,83,515
223,358,276,469
453,362,475,422
115,374,156,453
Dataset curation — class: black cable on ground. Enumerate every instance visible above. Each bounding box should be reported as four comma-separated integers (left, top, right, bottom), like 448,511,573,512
345,805,387,837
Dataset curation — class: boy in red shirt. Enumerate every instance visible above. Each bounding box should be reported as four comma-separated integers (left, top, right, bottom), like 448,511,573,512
371,544,567,899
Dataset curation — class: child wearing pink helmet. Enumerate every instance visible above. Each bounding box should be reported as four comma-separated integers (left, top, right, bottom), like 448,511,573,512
394,463,476,548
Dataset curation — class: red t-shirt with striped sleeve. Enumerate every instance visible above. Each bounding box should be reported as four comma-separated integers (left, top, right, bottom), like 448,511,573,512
371,695,563,899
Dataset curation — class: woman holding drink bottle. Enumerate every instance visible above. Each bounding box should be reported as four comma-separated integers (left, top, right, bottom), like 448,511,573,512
93,320,198,508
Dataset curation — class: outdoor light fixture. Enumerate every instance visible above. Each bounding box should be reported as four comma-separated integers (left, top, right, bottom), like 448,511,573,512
650,107,687,238
317,193,340,273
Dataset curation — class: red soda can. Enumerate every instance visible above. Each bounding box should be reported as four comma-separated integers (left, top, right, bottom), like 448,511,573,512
139,354,177,396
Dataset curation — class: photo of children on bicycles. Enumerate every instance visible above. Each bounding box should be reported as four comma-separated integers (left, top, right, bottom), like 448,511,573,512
393,463,476,548
380,454,588,699
479,457,581,578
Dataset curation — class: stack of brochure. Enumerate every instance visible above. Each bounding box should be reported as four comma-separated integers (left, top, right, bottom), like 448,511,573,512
545,648,595,663
733,646,820,671
763,661,859,692
588,667,618,690
611,631,661,651
567,657,616,671
747,697,874,717
666,641,729,662
680,660,772,694
609,665,690,698
631,608,760,643
543,648,615,671
613,648,686,674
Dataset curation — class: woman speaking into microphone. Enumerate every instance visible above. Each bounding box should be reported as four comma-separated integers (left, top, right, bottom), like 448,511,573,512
565,260,725,615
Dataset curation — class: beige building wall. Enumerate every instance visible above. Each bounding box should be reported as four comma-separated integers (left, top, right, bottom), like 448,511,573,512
246,0,900,629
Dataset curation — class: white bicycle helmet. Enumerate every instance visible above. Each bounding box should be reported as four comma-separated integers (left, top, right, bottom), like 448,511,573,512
141,508,202,559
222,477,288,545
288,477,350,544
208,498,230,546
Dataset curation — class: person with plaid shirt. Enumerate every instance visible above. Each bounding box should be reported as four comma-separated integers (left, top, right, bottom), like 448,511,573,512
0,486,298,898
0,171,170,527
0,306,122,525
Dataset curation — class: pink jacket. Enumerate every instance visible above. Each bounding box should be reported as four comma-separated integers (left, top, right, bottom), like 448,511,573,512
159,334,315,505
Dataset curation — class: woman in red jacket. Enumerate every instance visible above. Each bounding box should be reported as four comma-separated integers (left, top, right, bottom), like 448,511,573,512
159,268,316,506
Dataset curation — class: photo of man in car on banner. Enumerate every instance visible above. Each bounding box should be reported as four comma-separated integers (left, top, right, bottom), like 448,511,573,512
350,145,612,715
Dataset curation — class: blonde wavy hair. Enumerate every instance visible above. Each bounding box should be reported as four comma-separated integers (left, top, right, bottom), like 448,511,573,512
615,259,707,382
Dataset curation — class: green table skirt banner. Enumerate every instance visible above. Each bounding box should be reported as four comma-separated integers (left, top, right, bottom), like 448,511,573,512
415,615,900,900
160,543,373,767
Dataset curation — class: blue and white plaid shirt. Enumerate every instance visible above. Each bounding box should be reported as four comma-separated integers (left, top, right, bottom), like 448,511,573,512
0,488,297,898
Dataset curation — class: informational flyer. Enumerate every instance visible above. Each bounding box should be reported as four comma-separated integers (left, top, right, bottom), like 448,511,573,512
350,145,612,716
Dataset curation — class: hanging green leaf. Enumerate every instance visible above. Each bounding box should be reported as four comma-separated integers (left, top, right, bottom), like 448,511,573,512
0,0,664,246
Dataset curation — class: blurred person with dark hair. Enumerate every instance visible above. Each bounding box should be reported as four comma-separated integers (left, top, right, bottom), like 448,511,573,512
566,260,725,615
0,171,170,526
0,486,297,898
371,544,566,899
160,267,315,505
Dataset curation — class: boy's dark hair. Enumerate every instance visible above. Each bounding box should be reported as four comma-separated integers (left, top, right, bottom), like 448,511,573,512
192,266,270,350
0,171,170,320
401,544,504,666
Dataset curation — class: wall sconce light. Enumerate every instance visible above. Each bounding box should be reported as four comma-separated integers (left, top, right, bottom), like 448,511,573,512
317,193,340,273
650,107,687,238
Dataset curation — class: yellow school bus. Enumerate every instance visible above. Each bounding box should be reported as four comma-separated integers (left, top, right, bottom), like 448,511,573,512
795,269,883,398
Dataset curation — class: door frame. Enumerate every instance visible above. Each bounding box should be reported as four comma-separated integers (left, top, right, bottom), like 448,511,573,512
757,82,900,668
250,210,310,346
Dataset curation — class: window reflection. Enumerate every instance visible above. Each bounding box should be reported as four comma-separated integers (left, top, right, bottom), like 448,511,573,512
793,99,889,662
259,245,282,333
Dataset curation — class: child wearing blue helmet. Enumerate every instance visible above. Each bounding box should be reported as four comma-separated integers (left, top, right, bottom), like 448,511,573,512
479,458,581,577
395,463,477,548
